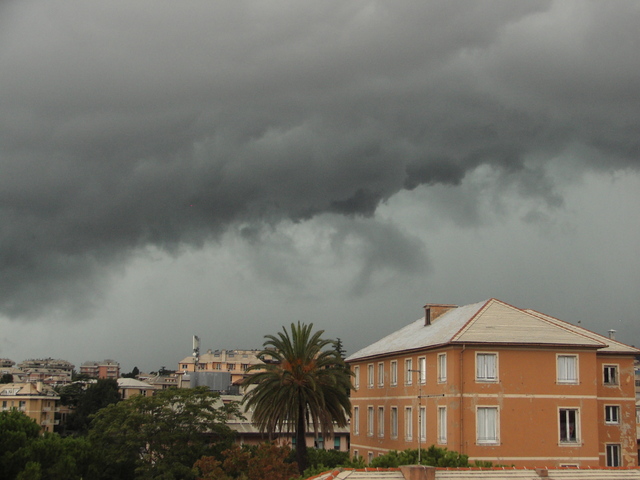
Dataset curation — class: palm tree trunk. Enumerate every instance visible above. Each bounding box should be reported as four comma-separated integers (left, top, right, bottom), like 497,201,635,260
296,399,308,473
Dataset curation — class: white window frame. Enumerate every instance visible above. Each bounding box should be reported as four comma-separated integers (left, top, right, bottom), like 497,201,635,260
606,444,621,467
353,366,360,390
558,407,580,444
437,406,447,444
353,406,359,435
391,406,398,439
419,406,426,442
368,452,374,464
605,405,620,424
476,352,498,382
418,357,426,384
404,407,413,441
378,406,384,437
405,358,413,385
368,364,374,388
603,364,618,385
378,362,384,387
557,354,578,384
390,361,398,386
437,353,447,383
476,406,499,445
367,406,374,437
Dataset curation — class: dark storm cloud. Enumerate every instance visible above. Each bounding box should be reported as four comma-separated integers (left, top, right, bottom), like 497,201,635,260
1,0,639,318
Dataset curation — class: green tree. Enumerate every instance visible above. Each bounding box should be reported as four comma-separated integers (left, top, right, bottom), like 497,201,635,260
61,379,120,434
0,373,13,384
88,387,240,480
368,446,470,468
242,322,352,474
0,410,95,479
121,366,140,379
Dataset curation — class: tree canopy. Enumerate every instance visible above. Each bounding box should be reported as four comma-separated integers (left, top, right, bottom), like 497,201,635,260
88,387,240,480
0,410,96,479
242,322,352,473
59,378,120,434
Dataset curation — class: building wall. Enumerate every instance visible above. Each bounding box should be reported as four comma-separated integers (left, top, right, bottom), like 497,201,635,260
0,383,60,433
349,346,638,468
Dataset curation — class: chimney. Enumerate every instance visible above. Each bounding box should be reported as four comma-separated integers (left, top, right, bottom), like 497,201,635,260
423,304,458,326
608,329,616,340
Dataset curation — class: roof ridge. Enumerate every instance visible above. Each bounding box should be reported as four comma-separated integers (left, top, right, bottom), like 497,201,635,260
525,309,639,353
450,298,494,341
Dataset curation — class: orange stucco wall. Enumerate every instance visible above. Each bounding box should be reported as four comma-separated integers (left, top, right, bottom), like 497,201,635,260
349,346,638,468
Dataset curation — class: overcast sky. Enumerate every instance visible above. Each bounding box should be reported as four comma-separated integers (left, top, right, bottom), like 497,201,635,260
1,1,639,373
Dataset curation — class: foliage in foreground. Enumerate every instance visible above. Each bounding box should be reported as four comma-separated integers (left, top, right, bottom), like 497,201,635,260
59,378,121,434
195,443,299,480
0,409,97,479
242,322,352,473
88,387,241,480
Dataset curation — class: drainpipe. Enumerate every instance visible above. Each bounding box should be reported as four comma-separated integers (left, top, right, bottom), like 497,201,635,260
459,344,465,455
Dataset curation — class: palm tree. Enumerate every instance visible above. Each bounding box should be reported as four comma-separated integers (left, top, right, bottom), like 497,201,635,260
242,322,352,473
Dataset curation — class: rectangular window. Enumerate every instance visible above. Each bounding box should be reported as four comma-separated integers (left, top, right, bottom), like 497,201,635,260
18,401,26,411
557,355,578,384
378,407,384,437
419,406,426,441
391,407,398,438
390,361,398,386
405,358,413,385
368,452,374,464
367,406,374,436
405,407,413,441
605,405,620,424
476,353,497,381
559,408,578,443
437,406,447,444
606,444,621,467
334,437,341,450
378,362,384,387
603,365,618,385
419,357,426,384
438,353,447,383
368,364,374,388
477,407,499,444
353,366,360,389
353,407,359,435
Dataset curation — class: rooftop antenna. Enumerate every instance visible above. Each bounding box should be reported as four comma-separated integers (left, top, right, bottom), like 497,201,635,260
192,335,200,367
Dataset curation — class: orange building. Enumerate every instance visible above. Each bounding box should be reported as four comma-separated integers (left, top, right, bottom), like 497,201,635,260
80,359,120,379
346,299,638,468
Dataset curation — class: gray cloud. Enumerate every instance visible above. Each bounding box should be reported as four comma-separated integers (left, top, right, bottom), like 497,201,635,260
1,0,639,318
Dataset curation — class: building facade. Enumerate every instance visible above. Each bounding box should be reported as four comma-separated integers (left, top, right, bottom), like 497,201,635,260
178,349,266,390
80,359,120,379
0,382,60,433
16,358,74,384
347,299,638,468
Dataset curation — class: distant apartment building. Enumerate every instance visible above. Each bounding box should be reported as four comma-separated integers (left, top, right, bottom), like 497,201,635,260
178,349,266,392
80,359,120,379
0,382,60,433
117,378,158,399
0,358,15,369
347,298,639,468
140,373,180,390
17,358,74,384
